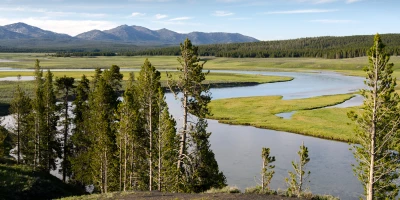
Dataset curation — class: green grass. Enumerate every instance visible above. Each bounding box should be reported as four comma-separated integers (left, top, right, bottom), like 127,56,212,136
1,53,400,72
208,94,358,142
0,164,84,200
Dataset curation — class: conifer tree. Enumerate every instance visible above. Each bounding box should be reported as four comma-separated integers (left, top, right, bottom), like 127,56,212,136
348,33,400,199
285,142,310,197
116,73,140,191
55,76,75,182
10,83,32,164
156,88,179,192
41,70,60,172
261,147,275,192
167,38,209,171
33,59,45,169
136,59,161,191
71,75,91,185
168,38,225,192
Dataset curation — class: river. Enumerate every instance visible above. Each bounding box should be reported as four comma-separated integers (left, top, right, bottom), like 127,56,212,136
1,70,365,199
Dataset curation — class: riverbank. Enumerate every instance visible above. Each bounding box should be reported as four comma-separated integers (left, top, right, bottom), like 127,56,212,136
208,94,358,143
0,73,293,116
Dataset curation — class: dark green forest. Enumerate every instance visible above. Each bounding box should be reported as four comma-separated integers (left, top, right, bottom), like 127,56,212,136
49,34,400,59
0,39,226,197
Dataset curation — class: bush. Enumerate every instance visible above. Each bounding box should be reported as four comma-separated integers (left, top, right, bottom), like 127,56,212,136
205,186,241,194
245,186,277,195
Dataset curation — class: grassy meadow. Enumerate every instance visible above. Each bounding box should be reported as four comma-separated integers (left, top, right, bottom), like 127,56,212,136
208,94,358,142
1,53,400,74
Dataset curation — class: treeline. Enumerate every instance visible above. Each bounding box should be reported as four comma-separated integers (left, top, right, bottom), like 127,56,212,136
1,39,226,194
129,34,400,59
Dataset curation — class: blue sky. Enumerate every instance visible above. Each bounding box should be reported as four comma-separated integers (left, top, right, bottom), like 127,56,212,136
0,0,399,40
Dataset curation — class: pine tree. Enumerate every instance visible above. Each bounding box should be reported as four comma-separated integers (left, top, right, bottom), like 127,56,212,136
285,142,311,197
55,76,75,182
348,33,400,199
33,59,45,169
261,147,275,192
189,118,226,192
116,73,140,191
10,83,32,164
70,75,91,186
89,77,116,193
168,38,225,192
136,59,161,191
41,70,60,172
167,38,209,171
156,88,179,192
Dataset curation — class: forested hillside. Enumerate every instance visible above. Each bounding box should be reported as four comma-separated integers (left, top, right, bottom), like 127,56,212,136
128,34,400,59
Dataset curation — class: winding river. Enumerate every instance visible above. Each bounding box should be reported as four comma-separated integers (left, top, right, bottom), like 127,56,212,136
166,71,365,200
1,70,365,199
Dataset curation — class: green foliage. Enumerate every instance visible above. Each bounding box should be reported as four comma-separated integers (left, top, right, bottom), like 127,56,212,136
261,147,275,191
9,84,33,164
349,34,400,199
70,75,91,186
55,76,75,182
245,186,277,195
41,70,61,172
170,39,226,192
285,142,311,198
205,186,241,194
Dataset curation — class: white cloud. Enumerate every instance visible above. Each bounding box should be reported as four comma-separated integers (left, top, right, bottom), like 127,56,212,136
169,17,192,21
310,19,356,23
131,12,146,17
265,9,337,14
155,14,168,19
0,7,107,18
213,11,234,17
0,18,118,36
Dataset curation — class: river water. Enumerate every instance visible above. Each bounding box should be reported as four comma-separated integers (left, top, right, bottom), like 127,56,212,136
166,71,365,200
1,70,365,199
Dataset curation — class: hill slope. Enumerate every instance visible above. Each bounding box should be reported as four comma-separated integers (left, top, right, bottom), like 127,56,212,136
0,164,85,200
77,24,259,45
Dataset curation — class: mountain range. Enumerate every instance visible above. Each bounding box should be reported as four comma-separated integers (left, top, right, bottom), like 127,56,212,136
0,22,258,47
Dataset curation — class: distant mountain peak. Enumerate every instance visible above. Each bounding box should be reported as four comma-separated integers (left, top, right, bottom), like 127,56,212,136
0,22,259,46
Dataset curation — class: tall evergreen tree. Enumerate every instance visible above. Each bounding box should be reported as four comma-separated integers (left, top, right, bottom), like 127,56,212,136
10,84,32,164
41,70,60,172
55,76,75,182
116,73,140,191
70,75,91,186
167,38,208,171
168,38,225,192
348,33,400,199
33,59,45,169
136,59,161,191
156,88,179,192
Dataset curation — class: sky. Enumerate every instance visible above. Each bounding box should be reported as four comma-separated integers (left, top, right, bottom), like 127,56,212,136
0,0,399,41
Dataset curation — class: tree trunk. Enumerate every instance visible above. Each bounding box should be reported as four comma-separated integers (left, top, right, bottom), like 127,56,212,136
63,89,68,182
177,92,188,170
149,98,153,191
367,44,379,200
17,112,20,164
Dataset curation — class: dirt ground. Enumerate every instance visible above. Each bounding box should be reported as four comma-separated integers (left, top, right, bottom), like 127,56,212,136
107,191,300,200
